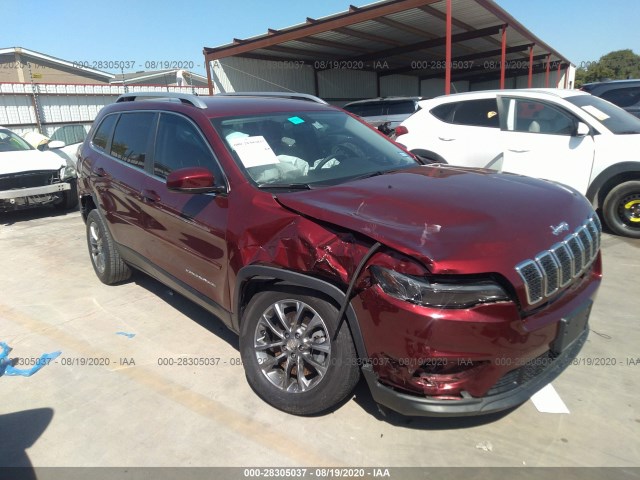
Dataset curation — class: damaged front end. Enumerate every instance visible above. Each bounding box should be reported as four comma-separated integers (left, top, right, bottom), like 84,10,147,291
0,168,73,211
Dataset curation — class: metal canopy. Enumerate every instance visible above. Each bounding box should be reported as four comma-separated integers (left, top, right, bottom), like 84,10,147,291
203,0,573,95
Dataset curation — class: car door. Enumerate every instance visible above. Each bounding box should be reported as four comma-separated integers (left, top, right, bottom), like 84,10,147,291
497,96,596,194
429,98,503,167
90,112,157,255
140,112,230,310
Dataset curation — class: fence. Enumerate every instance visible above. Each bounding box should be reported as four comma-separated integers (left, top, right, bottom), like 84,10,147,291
0,82,211,137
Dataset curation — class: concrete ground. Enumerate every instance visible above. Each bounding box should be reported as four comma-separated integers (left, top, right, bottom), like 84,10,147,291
0,207,639,471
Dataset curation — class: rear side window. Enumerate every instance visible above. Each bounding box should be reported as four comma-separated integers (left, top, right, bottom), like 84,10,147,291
600,87,640,108
386,101,416,115
343,103,385,117
451,99,500,127
92,115,117,152
153,113,222,179
110,112,156,169
430,103,457,122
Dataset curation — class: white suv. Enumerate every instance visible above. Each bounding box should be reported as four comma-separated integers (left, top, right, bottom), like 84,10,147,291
395,89,640,238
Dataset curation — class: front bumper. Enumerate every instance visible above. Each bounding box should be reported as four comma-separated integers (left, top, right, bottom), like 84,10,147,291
353,254,601,416
0,182,71,200
362,327,587,416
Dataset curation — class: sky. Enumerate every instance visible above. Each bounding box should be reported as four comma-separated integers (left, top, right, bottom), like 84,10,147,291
3,0,639,76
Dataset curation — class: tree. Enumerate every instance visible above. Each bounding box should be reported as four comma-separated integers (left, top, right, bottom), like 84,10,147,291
574,49,640,88
599,49,640,79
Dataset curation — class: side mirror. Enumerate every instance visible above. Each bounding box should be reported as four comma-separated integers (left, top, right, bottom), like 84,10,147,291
166,167,226,194
574,122,590,137
48,140,66,149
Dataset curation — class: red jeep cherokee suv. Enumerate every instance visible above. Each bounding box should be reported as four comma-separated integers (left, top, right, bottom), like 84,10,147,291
78,92,602,416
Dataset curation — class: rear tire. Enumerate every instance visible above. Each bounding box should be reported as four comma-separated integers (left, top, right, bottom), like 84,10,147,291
86,209,131,284
602,180,640,238
239,286,360,415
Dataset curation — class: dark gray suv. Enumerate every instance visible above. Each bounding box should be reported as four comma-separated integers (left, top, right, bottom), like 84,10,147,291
581,79,640,118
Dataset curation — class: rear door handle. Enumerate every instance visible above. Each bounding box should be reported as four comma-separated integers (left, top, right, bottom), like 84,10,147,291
141,189,160,203
508,149,529,153
438,137,456,141
95,167,108,178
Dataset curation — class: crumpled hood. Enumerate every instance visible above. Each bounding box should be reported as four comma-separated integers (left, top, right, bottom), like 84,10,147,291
0,150,66,176
276,165,596,278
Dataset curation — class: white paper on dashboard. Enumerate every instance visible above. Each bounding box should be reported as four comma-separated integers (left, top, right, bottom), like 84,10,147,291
229,135,280,168
581,105,610,121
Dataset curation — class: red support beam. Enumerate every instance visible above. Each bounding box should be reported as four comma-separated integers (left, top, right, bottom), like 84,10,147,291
500,24,507,89
528,45,534,88
205,59,213,95
545,54,551,87
556,61,562,88
445,0,452,94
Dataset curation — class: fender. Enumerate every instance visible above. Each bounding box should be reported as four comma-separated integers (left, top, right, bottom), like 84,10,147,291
586,162,640,204
234,265,369,360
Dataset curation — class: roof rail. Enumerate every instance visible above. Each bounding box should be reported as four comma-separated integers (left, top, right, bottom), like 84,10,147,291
116,92,208,109
215,92,328,105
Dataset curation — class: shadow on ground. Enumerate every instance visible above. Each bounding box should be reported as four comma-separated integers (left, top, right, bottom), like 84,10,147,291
0,407,53,476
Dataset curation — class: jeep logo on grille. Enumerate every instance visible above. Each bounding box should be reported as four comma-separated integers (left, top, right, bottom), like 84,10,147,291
550,222,569,236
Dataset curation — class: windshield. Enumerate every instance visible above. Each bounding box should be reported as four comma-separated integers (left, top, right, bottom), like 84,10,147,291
565,94,640,134
0,129,35,152
211,110,418,187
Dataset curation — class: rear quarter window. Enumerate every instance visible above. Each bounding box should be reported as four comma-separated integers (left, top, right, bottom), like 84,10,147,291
92,115,117,152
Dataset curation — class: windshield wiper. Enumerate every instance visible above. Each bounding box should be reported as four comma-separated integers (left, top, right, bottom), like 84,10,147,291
348,170,388,182
257,183,312,190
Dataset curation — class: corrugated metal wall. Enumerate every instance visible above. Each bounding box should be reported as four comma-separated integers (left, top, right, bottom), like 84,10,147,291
0,83,210,136
380,75,419,97
318,69,377,101
212,58,315,94
210,57,567,104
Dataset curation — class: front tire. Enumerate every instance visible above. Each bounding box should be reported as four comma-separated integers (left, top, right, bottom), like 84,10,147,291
239,286,360,415
54,178,79,210
86,209,131,284
602,180,640,238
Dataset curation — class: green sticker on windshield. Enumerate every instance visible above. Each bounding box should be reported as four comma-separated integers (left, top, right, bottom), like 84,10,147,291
288,116,305,125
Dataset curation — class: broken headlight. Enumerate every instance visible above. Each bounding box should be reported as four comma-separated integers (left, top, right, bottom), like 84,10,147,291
59,165,76,181
370,266,509,309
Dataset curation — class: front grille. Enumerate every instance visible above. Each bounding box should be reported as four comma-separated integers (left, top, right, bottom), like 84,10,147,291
488,351,556,396
487,332,586,397
0,170,60,190
516,215,601,305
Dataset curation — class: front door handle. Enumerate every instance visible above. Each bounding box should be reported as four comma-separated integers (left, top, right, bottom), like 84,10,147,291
438,137,456,142
141,189,160,203
95,167,108,178
508,149,530,153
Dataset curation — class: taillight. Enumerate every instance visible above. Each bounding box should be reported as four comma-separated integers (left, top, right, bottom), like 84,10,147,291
394,125,408,137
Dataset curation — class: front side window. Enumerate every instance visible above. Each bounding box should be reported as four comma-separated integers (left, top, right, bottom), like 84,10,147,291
110,112,155,169
434,99,500,128
503,98,576,135
211,110,418,187
0,129,34,152
565,94,640,135
153,113,221,179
